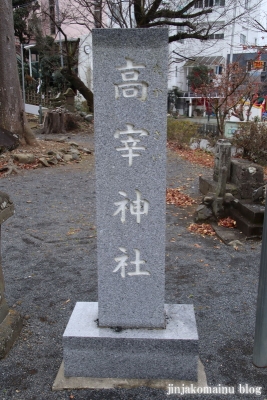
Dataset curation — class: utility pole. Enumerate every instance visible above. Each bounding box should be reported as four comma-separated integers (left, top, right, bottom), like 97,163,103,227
229,0,237,63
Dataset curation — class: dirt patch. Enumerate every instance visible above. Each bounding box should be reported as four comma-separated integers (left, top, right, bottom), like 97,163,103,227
0,126,94,177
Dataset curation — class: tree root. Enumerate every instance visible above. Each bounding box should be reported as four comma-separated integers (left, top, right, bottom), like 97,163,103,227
0,159,20,176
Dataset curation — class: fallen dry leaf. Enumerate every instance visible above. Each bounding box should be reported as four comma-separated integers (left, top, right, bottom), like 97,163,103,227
188,223,216,236
166,188,196,207
218,217,236,228
67,228,81,235
168,143,214,168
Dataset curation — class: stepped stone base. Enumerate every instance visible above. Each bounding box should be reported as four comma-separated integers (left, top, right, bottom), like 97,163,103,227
0,309,23,359
230,206,263,237
63,302,198,381
233,200,265,224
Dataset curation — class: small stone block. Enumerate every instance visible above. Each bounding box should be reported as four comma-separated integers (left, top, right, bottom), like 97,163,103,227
63,302,198,381
231,159,264,186
0,309,23,359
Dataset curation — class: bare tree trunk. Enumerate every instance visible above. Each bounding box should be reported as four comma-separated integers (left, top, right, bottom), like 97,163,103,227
0,0,37,146
41,111,66,134
61,68,94,112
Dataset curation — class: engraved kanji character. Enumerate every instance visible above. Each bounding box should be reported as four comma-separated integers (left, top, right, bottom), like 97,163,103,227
113,247,128,278
114,58,148,100
113,190,149,223
130,190,149,223
114,124,148,166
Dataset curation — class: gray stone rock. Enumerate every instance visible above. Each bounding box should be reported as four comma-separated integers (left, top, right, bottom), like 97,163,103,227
78,147,92,154
63,154,73,162
84,114,93,122
69,148,80,155
203,195,215,205
223,193,235,204
13,153,35,164
47,157,58,165
252,185,266,202
55,137,68,143
195,204,213,221
56,152,63,161
38,157,50,167
71,154,80,161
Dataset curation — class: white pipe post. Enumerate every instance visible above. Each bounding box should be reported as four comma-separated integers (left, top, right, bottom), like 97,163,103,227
29,48,32,77
21,44,25,110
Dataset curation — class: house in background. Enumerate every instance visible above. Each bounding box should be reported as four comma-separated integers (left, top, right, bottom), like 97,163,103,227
168,0,264,115
20,0,265,110
169,55,225,116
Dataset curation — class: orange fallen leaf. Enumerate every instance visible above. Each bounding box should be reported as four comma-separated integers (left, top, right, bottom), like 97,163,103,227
166,188,196,207
188,223,216,236
218,217,236,228
167,143,214,168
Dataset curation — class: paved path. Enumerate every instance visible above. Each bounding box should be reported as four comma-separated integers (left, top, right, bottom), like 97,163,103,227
0,132,266,399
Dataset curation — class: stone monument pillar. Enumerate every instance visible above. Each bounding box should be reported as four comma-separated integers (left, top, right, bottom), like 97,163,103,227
0,192,23,359
64,88,75,113
95,30,167,329
63,29,198,381
213,139,231,182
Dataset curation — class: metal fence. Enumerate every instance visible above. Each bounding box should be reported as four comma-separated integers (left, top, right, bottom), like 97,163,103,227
196,123,219,137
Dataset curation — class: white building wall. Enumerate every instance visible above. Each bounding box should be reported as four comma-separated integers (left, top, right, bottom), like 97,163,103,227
168,0,263,92
78,34,93,92
41,0,265,101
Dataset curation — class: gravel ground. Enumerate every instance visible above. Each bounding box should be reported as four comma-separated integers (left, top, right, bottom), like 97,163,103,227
0,131,266,400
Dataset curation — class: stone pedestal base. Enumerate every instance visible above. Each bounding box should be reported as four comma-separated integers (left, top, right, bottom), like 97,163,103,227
0,309,23,359
63,302,198,381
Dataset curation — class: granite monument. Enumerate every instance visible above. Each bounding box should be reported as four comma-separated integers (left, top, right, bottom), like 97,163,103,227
63,28,198,381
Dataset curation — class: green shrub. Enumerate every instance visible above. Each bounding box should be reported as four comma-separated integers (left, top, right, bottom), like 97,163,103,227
231,122,267,164
167,118,198,148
